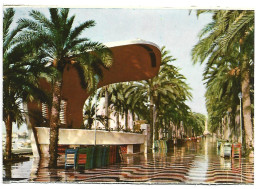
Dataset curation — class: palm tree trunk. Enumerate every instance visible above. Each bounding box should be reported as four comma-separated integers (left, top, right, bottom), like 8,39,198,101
154,108,158,140
132,111,135,122
5,114,13,159
149,95,154,149
221,119,224,139
116,112,120,131
179,122,182,139
49,80,62,168
177,124,179,138
154,97,159,140
175,124,177,139
5,163,12,179
131,111,135,132
124,108,128,130
241,55,254,155
104,86,109,130
181,123,183,138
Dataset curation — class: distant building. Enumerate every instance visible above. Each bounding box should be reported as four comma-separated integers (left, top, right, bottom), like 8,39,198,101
203,118,211,135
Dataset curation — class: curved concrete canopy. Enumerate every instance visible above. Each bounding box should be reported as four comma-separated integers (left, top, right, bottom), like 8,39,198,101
28,39,161,129
98,39,161,87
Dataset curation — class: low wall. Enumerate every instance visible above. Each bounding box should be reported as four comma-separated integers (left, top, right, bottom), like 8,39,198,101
32,127,148,157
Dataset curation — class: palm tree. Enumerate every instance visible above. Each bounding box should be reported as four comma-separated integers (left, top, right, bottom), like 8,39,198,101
126,46,192,148
17,8,112,167
99,84,122,130
109,83,131,131
83,96,109,129
98,85,112,131
3,8,49,159
184,112,205,136
204,53,243,140
104,86,110,130
192,10,254,156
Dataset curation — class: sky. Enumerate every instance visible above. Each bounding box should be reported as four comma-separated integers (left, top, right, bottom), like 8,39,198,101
69,8,212,116
1,1,259,186
3,7,212,133
2,0,258,134
15,8,212,113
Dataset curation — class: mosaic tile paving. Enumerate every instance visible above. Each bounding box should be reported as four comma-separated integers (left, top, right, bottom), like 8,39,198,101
2,137,254,184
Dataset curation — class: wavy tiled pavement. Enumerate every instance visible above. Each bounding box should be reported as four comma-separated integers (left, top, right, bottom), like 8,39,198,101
3,138,254,184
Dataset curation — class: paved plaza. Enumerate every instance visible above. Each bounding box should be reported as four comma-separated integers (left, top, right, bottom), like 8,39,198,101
3,137,254,184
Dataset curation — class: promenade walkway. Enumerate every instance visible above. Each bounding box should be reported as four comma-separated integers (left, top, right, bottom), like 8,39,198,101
3,137,254,184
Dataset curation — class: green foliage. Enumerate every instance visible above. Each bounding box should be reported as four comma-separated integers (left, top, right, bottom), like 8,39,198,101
83,96,110,130
13,8,114,166
16,8,113,93
98,46,201,137
184,112,206,135
192,10,254,137
125,46,192,124
3,8,50,127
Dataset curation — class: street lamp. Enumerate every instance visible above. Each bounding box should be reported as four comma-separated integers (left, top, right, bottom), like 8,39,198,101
238,92,243,145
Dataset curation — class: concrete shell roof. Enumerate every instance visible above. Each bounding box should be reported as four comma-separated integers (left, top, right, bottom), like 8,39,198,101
28,39,161,129
104,38,160,49
96,39,161,87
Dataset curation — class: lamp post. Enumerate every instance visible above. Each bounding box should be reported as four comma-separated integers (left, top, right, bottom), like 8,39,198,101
238,92,243,145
